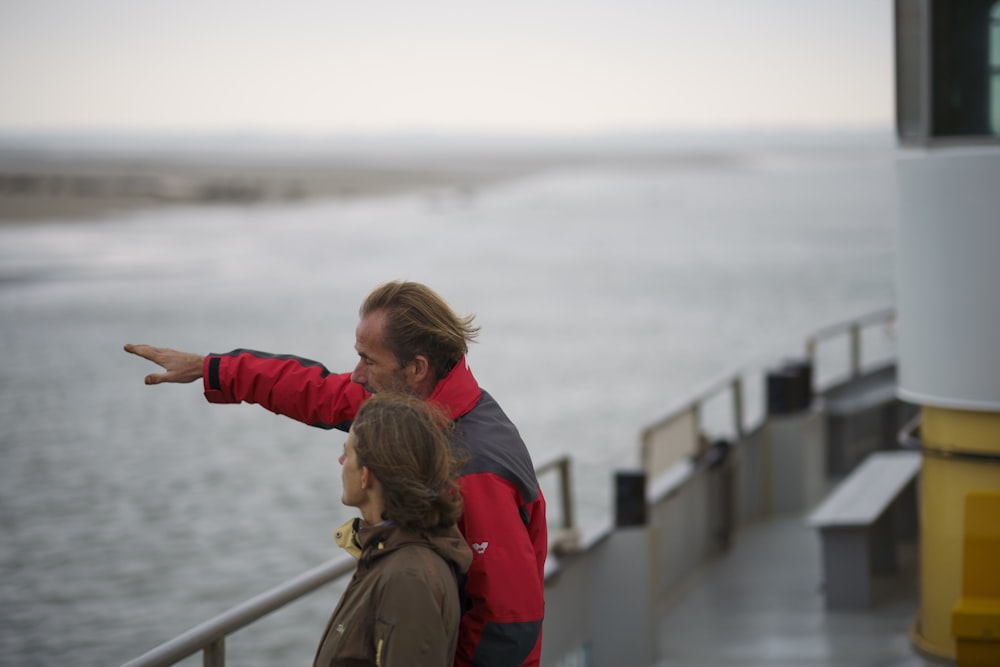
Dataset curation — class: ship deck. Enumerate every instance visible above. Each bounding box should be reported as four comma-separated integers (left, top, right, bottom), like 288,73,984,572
651,510,936,667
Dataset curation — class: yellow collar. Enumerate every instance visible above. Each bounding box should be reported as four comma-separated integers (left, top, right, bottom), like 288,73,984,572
333,518,362,559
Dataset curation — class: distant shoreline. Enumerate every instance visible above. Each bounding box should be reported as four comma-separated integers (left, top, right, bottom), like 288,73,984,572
0,152,534,223
0,129,895,223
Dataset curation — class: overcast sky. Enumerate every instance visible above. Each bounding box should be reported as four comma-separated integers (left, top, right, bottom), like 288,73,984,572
0,0,893,135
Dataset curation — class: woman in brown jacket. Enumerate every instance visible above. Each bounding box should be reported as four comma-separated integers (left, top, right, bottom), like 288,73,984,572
314,393,473,667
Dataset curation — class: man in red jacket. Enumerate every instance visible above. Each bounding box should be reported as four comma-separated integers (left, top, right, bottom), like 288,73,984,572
125,280,546,667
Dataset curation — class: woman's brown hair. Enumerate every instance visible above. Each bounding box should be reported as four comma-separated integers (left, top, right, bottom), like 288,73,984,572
350,392,464,530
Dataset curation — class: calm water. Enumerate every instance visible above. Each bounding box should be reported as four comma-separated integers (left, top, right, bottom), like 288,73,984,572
0,133,899,666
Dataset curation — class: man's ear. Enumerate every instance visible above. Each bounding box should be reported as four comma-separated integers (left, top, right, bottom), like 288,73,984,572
410,354,430,382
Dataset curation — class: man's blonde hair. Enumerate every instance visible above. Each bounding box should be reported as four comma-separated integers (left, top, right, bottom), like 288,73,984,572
361,281,479,381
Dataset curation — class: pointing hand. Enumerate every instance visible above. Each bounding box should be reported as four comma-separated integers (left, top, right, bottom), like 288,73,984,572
123,343,205,385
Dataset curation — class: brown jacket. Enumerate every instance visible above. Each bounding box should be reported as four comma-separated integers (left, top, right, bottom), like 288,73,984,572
314,519,473,667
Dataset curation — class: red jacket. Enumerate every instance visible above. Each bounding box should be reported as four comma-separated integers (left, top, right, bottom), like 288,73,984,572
203,350,547,667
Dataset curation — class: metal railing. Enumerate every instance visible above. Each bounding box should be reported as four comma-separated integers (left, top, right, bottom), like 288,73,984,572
124,308,897,667
805,306,896,382
120,555,355,667
641,307,897,479
640,373,747,479
536,453,580,557
535,453,576,534
121,454,576,667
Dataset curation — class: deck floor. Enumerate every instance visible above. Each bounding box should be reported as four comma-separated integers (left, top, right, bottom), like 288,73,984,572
652,512,943,667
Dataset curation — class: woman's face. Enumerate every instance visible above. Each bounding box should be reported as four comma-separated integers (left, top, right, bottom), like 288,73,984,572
339,431,365,508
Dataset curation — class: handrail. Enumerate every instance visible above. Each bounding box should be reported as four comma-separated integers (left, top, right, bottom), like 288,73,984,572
123,307,894,667
641,306,897,476
535,454,576,533
121,555,355,667
121,454,577,667
641,371,746,446
898,414,1000,464
805,306,896,380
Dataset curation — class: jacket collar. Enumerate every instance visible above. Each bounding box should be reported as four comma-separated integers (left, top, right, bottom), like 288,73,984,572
334,517,395,560
333,517,473,574
427,356,482,420
334,518,363,559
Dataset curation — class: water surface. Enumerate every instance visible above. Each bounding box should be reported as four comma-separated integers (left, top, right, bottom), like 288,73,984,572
0,134,899,666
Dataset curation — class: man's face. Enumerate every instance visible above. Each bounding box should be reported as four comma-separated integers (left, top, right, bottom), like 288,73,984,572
351,310,410,394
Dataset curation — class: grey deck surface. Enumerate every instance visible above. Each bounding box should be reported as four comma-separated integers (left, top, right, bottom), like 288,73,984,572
652,512,941,667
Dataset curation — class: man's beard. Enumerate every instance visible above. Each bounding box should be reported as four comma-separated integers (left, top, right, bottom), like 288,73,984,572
367,369,413,396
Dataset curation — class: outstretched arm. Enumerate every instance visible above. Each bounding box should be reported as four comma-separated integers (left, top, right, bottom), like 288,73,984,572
123,344,205,385
126,345,365,429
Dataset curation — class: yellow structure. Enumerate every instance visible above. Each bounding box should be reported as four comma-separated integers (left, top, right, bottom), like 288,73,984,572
951,490,1000,666
911,409,1000,662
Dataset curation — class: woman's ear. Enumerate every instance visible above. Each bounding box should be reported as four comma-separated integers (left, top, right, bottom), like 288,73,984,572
360,466,371,490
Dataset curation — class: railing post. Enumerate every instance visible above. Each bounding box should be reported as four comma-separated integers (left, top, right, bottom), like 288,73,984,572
850,323,862,376
203,639,224,667
558,457,575,532
540,455,581,557
731,376,745,441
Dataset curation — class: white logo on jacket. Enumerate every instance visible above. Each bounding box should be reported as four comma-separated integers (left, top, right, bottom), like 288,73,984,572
472,541,489,554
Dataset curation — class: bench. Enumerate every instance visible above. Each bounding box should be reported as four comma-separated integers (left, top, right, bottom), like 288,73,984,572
807,449,921,610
